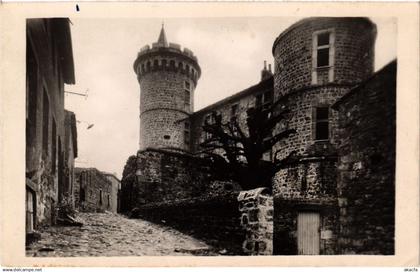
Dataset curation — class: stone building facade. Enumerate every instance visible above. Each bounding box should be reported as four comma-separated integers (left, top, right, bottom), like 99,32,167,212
25,18,76,234
74,168,114,213
103,172,122,213
121,17,396,255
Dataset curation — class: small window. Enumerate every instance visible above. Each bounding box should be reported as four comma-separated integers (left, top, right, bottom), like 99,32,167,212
107,195,110,208
204,114,216,140
164,135,170,140
231,104,238,119
185,81,190,90
99,190,103,205
255,91,273,110
184,122,190,145
317,32,330,46
80,188,85,201
42,89,49,155
315,31,331,68
314,107,329,141
184,90,190,106
317,48,330,67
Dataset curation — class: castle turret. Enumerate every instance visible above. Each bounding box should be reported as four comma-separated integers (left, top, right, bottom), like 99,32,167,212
133,25,201,152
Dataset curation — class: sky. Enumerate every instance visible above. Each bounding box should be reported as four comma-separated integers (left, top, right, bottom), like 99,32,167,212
64,17,397,179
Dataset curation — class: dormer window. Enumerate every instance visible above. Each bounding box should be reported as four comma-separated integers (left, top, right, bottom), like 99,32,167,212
312,30,335,84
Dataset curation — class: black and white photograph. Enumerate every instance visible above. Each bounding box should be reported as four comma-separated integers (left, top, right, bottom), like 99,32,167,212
22,15,398,257
1,2,419,267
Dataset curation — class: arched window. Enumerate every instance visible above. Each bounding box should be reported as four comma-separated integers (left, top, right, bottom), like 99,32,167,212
153,59,159,69
146,61,151,71
162,59,167,69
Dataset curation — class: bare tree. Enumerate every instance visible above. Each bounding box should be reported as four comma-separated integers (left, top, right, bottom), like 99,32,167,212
200,100,296,190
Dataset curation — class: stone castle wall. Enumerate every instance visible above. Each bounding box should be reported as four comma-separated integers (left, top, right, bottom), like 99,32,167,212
273,17,376,96
270,17,377,255
333,61,396,254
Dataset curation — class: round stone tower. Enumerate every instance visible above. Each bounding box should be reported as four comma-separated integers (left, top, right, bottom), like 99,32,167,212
271,18,377,254
133,25,201,152
272,17,377,160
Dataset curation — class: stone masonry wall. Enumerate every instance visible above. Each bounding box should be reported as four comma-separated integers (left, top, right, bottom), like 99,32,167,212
139,70,194,151
130,192,246,255
273,17,376,96
121,149,211,208
334,60,396,254
238,188,273,255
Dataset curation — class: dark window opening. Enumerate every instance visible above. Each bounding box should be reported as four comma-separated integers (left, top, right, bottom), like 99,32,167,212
184,90,190,106
184,122,190,145
256,90,273,110
107,195,110,208
80,188,85,201
318,32,330,46
164,135,170,140
42,90,49,155
315,107,329,140
99,190,103,205
170,60,175,68
185,81,190,90
52,119,57,173
231,104,238,119
317,48,330,67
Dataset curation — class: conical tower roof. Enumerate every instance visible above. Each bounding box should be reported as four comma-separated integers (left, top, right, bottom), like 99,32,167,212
157,24,168,47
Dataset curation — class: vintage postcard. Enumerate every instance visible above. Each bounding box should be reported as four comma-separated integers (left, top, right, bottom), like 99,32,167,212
0,1,419,267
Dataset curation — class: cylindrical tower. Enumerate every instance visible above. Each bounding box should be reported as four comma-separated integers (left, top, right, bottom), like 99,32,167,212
133,26,201,152
272,17,377,159
271,18,377,254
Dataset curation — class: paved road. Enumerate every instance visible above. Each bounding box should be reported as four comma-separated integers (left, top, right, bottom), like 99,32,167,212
26,212,216,257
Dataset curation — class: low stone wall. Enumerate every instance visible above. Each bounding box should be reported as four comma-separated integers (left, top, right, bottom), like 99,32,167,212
130,192,246,255
238,188,273,255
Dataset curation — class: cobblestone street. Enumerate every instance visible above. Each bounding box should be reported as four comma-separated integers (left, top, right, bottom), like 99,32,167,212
26,212,216,257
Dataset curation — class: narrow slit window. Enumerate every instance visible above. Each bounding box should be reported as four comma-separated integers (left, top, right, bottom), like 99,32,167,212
315,107,329,140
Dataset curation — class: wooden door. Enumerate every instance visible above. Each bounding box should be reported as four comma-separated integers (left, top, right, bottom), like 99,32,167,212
297,212,320,255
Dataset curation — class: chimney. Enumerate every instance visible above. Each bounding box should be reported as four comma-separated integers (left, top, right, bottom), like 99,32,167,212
261,61,273,81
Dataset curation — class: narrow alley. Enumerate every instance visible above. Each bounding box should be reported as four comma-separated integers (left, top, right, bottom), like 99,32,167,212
26,212,217,257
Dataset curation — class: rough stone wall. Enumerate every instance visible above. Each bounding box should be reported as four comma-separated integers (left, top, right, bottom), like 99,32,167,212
120,149,211,209
273,17,376,96
334,61,396,254
269,17,378,255
136,51,199,152
130,193,246,255
104,174,120,213
238,188,273,255
26,19,71,229
74,168,113,213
